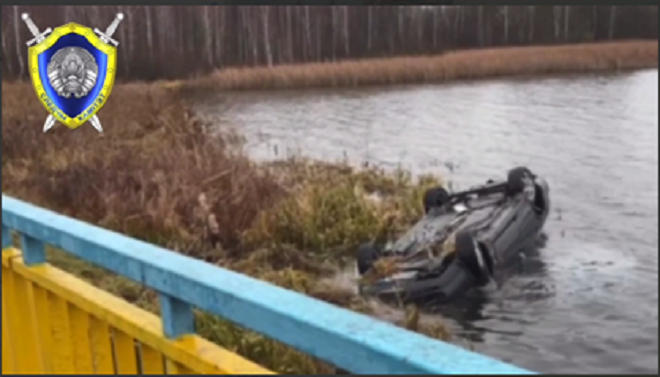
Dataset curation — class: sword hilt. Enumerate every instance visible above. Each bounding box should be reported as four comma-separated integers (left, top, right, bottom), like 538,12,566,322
93,28,118,47
104,13,124,39
21,13,41,37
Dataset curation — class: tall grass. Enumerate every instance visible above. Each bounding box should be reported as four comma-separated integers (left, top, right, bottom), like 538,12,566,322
179,40,658,92
2,81,452,373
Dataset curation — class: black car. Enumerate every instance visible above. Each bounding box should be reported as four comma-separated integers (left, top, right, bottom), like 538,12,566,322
356,167,550,304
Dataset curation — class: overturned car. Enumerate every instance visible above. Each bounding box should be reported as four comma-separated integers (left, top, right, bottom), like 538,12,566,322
356,166,550,304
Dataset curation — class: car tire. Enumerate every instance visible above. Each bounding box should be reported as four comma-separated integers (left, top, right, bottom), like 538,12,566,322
356,242,380,275
454,230,490,286
431,261,479,303
506,166,534,196
423,186,450,214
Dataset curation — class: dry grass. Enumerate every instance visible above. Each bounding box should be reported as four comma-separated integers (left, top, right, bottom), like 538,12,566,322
176,40,658,92
2,81,452,374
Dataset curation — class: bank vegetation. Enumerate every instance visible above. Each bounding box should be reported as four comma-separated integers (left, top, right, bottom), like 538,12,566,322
2,81,454,374
181,40,658,91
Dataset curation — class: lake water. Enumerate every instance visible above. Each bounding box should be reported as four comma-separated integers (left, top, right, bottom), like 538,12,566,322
195,70,659,374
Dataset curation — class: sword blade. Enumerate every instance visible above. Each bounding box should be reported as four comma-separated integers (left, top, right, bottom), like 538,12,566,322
43,115,57,133
89,116,103,133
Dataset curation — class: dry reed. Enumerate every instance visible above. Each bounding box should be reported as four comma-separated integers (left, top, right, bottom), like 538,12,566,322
179,40,658,92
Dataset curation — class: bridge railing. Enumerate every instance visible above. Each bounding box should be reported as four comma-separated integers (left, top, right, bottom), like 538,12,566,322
2,195,534,375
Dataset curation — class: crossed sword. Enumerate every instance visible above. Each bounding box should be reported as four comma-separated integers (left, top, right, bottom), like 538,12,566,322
21,13,124,133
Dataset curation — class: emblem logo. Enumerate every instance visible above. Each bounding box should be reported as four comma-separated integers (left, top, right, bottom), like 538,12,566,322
21,13,124,133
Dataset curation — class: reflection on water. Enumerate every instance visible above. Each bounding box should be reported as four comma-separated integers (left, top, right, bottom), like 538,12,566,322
196,70,659,374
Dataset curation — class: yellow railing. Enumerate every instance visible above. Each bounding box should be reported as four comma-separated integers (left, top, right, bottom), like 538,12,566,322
2,247,273,375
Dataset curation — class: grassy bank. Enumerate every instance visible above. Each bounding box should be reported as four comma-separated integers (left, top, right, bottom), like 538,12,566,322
2,81,453,373
178,40,658,92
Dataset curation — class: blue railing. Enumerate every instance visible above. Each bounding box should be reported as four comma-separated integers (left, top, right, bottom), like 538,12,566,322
2,194,534,374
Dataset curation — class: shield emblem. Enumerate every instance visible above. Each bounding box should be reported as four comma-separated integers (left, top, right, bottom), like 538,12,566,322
28,22,116,130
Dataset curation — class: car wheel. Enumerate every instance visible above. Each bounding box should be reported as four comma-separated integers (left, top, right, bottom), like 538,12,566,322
423,186,450,214
454,230,490,286
356,242,380,275
506,166,535,196
430,260,479,303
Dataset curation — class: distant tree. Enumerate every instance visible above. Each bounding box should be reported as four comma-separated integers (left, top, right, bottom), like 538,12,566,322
2,5,657,80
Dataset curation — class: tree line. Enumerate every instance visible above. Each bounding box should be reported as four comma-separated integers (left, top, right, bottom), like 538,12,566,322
2,5,657,80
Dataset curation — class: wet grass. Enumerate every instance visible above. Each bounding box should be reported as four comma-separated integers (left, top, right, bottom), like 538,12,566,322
2,80,452,373
177,40,658,92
